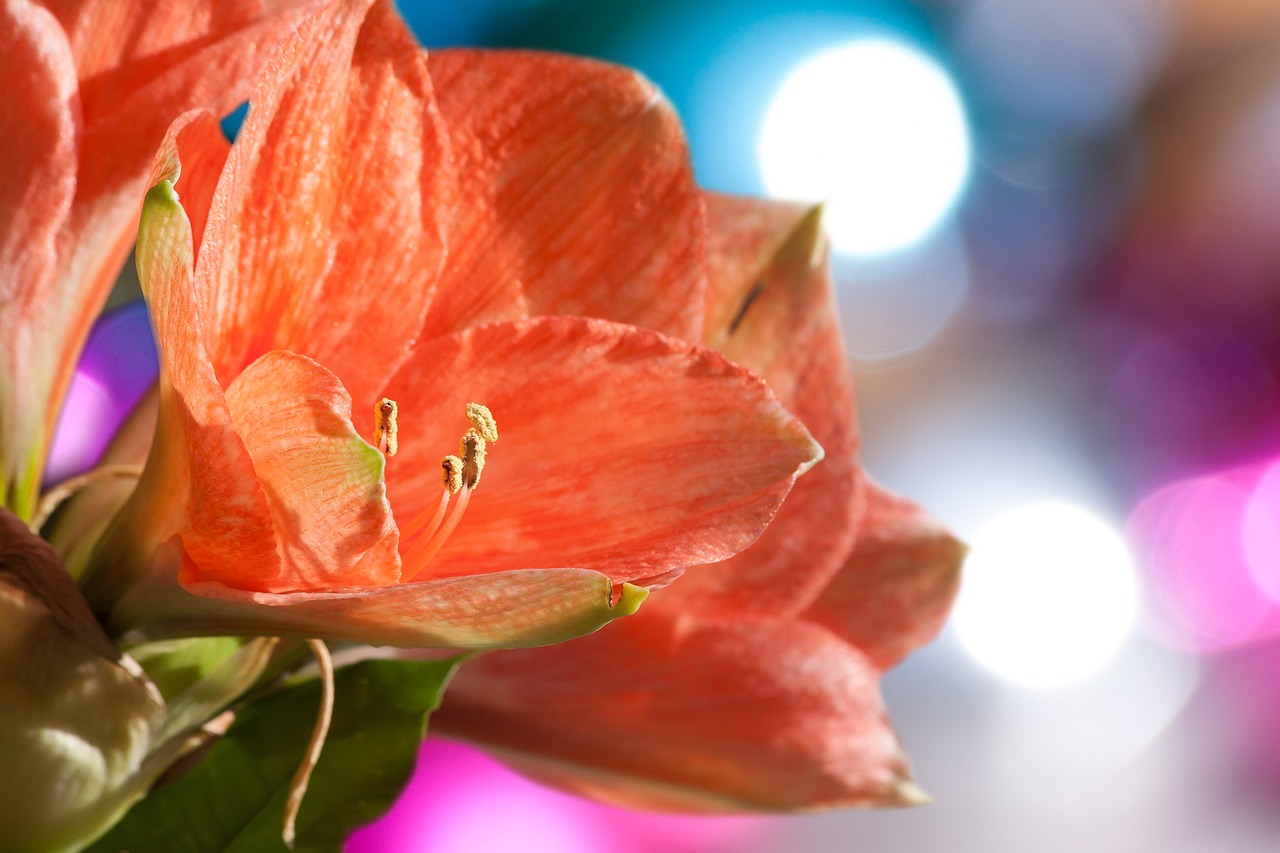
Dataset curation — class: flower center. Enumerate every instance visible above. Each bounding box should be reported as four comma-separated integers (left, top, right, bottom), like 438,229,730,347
377,400,497,582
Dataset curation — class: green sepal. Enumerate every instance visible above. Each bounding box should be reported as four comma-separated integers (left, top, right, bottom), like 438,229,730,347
86,657,463,852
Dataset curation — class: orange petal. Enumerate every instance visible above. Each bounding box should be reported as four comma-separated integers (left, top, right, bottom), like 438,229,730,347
434,610,922,812
149,109,231,261
0,0,76,312
668,196,864,616
197,0,452,416
50,0,318,246
422,49,706,340
54,0,313,440
222,349,398,592
116,546,648,650
120,180,279,593
0,0,79,515
803,481,965,672
380,316,820,583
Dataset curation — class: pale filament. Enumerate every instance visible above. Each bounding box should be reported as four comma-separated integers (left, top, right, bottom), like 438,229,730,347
400,487,471,582
397,489,449,553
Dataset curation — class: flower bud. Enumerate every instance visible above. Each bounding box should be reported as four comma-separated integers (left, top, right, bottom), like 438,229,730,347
0,509,166,853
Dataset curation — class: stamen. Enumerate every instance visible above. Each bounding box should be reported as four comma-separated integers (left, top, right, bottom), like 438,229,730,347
374,398,398,457
396,403,497,583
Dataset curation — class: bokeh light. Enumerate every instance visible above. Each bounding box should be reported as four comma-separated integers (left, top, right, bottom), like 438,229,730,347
835,228,968,361
954,503,1139,689
348,738,760,853
991,635,1200,778
45,300,157,483
956,0,1166,136
44,373,116,485
1244,459,1280,602
757,38,970,256
1130,471,1271,653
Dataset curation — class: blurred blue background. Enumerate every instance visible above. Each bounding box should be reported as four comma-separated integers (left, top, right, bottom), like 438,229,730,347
55,0,1280,850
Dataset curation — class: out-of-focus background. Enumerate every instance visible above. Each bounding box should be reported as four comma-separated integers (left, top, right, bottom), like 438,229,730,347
359,0,1280,849
55,0,1280,850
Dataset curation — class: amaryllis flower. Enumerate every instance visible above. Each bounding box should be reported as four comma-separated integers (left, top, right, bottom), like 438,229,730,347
0,0,317,520
429,198,964,811
80,0,821,651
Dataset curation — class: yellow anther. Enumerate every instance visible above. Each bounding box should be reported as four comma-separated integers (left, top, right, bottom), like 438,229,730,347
374,398,398,457
441,455,464,495
466,402,498,443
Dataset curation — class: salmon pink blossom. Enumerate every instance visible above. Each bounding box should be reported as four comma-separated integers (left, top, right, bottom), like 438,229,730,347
79,0,823,652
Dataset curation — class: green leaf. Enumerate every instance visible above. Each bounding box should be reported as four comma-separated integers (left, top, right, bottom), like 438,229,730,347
87,657,462,853
159,637,282,743
130,637,248,701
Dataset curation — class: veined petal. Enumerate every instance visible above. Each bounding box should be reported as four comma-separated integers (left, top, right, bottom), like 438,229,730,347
669,195,864,616
381,316,820,583
0,0,79,517
86,180,278,606
44,0,311,80
198,0,452,415
423,49,706,340
435,611,921,812
221,349,398,592
46,0,320,259
802,481,964,672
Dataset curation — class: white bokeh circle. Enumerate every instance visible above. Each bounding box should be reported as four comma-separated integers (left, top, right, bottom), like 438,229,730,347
758,38,970,256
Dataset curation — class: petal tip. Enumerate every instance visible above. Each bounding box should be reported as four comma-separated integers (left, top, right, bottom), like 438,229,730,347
611,582,648,618
772,202,828,272
143,179,181,212
889,776,932,807
794,433,826,478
